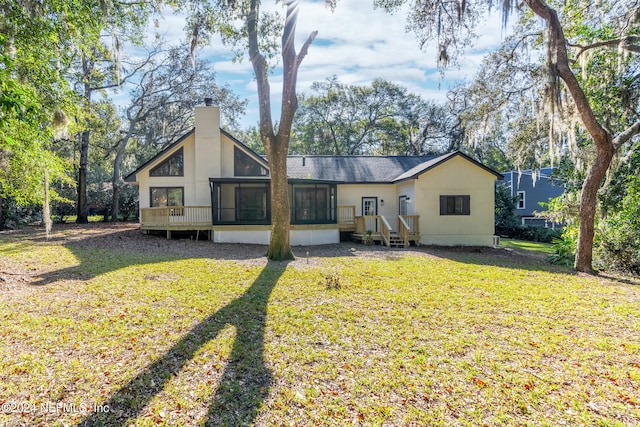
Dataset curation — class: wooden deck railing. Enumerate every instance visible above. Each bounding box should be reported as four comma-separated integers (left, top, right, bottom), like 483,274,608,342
355,215,380,234
380,215,392,247
400,215,420,239
141,206,212,227
398,216,410,247
337,205,356,230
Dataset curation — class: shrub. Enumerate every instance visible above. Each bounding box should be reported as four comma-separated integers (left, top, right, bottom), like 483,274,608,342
595,177,640,274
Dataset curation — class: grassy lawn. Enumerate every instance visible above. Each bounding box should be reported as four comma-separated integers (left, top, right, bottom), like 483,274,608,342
499,238,554,255
1,227,639,426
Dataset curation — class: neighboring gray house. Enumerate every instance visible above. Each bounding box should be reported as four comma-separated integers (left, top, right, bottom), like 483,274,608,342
501,167,565,227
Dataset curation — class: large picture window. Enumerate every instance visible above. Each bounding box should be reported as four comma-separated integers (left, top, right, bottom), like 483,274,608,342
150,187,184,207
234,147,268,176
439,195,470,215
150,148,183,176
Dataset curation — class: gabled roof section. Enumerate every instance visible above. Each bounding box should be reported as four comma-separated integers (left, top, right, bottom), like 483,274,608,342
124,129,194,183
286,155,437,183
392,151,504,182
286,151,503,183
220,128,269,170
124,128,270,183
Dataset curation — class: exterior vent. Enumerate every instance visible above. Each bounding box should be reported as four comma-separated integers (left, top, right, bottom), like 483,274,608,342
204,97,213,106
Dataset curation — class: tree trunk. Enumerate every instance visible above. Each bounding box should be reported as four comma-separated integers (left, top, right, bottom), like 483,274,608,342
76,129,89,223
111,185,120,222
246,0,316,260
575,143,614,273
265,138,293,260
110,135,129,222
43,169,52,238
77,55,92,224
0,193,4,231
525,0,615,273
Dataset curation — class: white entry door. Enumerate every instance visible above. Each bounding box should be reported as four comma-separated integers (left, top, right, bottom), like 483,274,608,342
362,197,378,216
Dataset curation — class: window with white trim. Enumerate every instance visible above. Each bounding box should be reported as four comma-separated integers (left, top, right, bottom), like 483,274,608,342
517,191,525,209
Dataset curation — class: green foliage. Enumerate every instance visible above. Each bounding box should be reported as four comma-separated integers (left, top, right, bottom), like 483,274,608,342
495,183,561,243
596,176,640,274
292,77,459,155
0,198,43,229
494,183,519,229
548,235,577,266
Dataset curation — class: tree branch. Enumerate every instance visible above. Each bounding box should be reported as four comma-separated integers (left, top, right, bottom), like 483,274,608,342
524,0,611,146
248,0,274,142
572,35,640,59
613,119,640,151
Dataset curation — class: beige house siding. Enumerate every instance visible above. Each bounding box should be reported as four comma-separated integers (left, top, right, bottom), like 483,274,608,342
337,183,397,219
138,133,196,209
138,106,224,209
415,155,496,246
396,180,416,216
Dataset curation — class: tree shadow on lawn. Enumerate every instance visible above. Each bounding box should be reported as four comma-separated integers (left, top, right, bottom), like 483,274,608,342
415,244,577,275
11,224,356,286
78,262,286,427
421,245,639,285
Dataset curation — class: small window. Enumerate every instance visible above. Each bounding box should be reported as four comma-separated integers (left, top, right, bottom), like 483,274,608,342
150,187,184,207
399,196,408,216
517,191,525,209
150,148,183,176
234,146,268,176
439,195,470,215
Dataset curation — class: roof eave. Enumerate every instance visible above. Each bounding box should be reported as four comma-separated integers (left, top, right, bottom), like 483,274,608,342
123,129,195,183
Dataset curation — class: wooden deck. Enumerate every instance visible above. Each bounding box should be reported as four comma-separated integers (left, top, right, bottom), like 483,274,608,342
351,215,420,248
140,206,214,239
337,205,356,231
139,205,418,246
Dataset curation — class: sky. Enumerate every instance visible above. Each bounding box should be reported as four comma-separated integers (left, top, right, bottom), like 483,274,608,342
144,0,514,129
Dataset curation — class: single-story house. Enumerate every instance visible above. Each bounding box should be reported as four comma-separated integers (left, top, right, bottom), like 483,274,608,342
125,105,503,247
501,168,565,227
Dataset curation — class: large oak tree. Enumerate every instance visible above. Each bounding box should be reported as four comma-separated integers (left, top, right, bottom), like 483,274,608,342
185,0,317,260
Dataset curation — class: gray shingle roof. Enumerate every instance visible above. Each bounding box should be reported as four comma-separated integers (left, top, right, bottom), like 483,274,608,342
286,155,439,183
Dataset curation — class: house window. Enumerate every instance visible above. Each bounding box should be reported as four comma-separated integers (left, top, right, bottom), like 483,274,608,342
295,188,325,222
517,191,525,209
399,196,408,216
150,148,183,176
150,187,184,207
291,184,336,224
234,146,268,176
235,185,269,222
439,195,470,215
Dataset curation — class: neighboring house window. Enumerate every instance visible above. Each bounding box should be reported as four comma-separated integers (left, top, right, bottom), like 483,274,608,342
234,146,268,176
399,196,408,216
150,187,184,207
517,191,525,209
439,195,470,215
150,148,183,176
236,185,269,222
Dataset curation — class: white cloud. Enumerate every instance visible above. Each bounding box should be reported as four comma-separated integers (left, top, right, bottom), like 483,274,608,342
127,0,513,128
